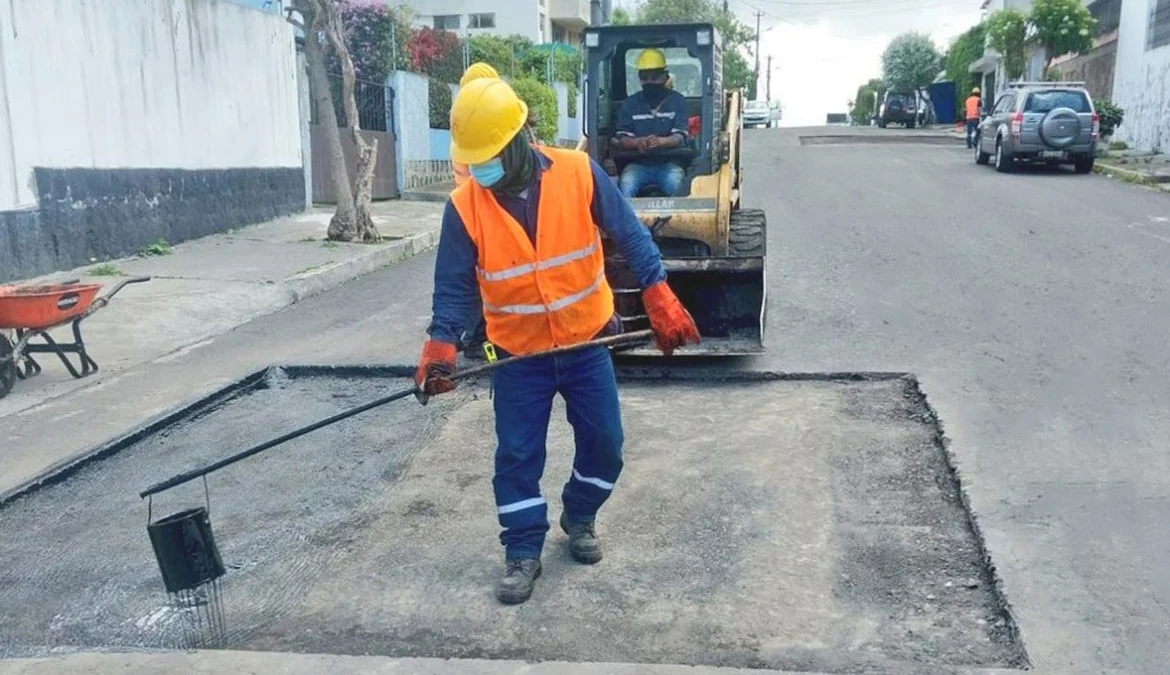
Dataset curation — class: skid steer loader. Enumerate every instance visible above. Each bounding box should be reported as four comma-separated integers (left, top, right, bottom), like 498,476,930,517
581,22,767,355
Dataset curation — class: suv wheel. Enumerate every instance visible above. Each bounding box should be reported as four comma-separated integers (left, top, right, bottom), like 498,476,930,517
1074,156,1095,174
975,138,990,165
995,139,1014,173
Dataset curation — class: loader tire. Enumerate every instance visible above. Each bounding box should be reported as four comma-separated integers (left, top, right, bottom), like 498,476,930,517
0,333,15,400
729,208,767,257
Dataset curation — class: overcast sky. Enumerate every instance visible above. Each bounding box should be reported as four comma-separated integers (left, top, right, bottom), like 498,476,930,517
613,0,983,126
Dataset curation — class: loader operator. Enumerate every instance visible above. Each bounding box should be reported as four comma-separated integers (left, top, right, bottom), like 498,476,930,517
415,77,700,605
611,48,690,198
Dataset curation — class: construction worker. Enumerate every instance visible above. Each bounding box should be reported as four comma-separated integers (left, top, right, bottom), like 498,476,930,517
415,77,700,605
611,48,689,198
965,87,982,149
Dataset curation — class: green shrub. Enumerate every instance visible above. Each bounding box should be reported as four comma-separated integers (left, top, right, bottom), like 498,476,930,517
1095,99,1125,139
511,77,558,143
429,78,452,130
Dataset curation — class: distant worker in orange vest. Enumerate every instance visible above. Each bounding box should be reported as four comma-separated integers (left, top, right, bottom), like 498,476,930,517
415,77,700,605
965,87,982,149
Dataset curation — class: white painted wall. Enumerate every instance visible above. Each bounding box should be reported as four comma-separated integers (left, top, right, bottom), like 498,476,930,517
402,0,541,41
0,0,302,210
1111,0,1170,151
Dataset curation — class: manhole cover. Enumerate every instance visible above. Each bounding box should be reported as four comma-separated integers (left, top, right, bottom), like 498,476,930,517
0,368,1026,671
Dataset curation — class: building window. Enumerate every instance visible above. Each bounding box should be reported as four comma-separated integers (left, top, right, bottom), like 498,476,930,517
433,14,460,31
469,13,495,29
1091,0,1121,36
1150,0,1170,50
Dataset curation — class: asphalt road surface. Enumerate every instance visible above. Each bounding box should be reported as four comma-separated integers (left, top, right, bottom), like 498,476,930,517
749,126,1170,674
5,126,1168,674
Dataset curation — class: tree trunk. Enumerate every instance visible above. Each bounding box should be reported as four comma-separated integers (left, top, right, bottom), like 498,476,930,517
293,0,357,240
318,0,380,242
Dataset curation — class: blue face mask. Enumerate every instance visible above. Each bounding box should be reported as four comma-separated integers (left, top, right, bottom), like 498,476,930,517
469,158,505,188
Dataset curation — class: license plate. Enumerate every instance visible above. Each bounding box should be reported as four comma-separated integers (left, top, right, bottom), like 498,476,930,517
1040,150,1066,159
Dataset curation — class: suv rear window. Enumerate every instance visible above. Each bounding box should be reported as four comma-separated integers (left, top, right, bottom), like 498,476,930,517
887,94,913,105
1024,90,1092,114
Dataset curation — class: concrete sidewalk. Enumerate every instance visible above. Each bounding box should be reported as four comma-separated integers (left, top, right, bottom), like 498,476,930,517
0,200,443,423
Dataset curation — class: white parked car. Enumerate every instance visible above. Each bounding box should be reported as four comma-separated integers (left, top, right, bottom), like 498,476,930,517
743,100,774,128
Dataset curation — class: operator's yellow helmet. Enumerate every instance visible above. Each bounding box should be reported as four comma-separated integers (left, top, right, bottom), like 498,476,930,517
972,86,981,95
636,48,667,71
460,62,499,87
449,78,529,166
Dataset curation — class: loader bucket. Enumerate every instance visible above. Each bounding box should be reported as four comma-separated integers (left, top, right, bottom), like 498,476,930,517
609,257,766,356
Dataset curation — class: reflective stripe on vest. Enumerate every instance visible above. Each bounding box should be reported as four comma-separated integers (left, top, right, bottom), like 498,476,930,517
483,270,606,315
450,147,614,356
478,241,598,282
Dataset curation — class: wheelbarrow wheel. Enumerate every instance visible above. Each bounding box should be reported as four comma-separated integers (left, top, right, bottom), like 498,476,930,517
0,333,15,400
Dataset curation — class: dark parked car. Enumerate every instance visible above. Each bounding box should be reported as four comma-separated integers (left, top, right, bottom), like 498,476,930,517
878,91,917,128
974,83,1098,174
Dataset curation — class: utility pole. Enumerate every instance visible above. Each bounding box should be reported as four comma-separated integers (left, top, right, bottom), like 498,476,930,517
721,0,729,50
753,11,762,100
766,54,772,101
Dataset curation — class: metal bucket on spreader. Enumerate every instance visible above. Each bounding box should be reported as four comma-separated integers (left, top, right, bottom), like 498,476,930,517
147,506,228,648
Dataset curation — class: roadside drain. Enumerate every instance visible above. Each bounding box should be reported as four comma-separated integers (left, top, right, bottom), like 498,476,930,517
0,367,1026,671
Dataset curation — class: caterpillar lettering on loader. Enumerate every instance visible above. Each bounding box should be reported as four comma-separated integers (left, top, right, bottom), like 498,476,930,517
581,23,766,355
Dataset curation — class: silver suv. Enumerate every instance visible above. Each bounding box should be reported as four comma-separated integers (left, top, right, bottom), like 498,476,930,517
974,83,1099,174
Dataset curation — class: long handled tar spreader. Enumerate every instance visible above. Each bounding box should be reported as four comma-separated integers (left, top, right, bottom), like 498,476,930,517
140,328,654,500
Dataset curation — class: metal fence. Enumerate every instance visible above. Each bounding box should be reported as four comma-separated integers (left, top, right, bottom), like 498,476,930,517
310,73,388,132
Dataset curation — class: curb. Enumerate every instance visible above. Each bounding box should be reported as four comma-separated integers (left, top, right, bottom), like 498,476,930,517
400,189,451,203
284,229,439,302
1094,162,1170,192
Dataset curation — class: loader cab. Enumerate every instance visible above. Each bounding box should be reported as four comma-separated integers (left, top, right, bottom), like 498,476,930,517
583,24,721,197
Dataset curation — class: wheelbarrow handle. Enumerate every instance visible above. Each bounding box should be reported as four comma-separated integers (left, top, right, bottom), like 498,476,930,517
85,277,150,317
103,276,151,300
138,329,655,499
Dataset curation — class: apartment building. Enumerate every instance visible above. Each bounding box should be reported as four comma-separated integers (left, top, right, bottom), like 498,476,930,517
403,0,601,44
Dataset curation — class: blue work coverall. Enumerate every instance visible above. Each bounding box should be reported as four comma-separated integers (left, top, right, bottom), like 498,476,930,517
614,90,689,198
429,149,667,560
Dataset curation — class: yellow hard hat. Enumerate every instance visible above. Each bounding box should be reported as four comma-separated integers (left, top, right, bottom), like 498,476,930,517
449,78,529,166
972,86,981,94
460,62,499,87
636,48,667,71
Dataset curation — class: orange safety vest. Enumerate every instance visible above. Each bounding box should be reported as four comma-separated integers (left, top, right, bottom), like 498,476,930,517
450,147,613,356
965,95,982,121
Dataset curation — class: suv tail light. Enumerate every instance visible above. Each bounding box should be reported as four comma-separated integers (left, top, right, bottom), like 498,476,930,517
1011,112,1024,139
1092,112,1100,140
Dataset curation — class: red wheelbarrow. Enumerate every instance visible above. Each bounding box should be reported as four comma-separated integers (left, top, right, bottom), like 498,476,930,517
0,277,150,400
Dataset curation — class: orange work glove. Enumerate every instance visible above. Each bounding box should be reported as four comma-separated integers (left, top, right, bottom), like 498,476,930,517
642,281,701,356
414,340,457,405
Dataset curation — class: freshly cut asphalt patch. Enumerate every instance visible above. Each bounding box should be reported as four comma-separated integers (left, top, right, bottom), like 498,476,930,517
799,134,962,146
0,369,1025,672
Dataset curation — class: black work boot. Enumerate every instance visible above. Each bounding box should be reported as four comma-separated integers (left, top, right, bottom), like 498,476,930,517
495,558,542,605
560,513,603,564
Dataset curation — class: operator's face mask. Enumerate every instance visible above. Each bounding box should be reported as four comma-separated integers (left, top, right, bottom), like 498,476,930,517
640,70,669,102
469,158,505,188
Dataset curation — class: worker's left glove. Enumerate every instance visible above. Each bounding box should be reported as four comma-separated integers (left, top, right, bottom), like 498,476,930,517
414,339,457,405
642,281,701,356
